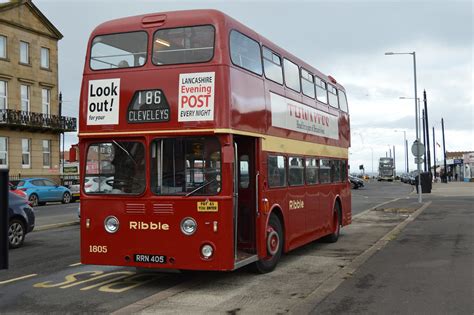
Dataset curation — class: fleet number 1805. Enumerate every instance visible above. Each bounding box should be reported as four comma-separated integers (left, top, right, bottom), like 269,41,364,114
89,245,108,253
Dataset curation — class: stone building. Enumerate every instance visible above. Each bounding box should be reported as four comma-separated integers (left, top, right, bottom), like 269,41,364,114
0,0,76,181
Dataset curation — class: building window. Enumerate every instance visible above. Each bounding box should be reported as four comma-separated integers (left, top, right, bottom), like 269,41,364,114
20,41,29,64
43,140,51,168
21,85,30,112
262,46,283,84
22,138,31,168
42,88,50,116
283,58,301,92
229,30,262,76
0,35,6,59
41,47,50,69
0,80,7,110
0,137,7,168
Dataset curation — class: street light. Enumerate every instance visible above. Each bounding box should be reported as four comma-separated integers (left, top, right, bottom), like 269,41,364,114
385,51,422,203
399,97,422,133
394,130,408,173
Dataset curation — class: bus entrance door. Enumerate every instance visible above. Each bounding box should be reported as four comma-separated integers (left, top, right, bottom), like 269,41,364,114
233,136,258,266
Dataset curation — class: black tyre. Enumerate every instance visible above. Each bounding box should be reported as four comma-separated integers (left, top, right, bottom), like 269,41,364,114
28,194,39,207
62,192,71,204
324,203,341,243
9,219,26,249
253,213,283,274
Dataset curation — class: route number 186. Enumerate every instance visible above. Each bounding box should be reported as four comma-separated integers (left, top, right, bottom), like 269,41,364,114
137,90,161,105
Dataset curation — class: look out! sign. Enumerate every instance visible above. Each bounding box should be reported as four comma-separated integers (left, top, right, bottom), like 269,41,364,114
87,79,120,125
178,72,215,122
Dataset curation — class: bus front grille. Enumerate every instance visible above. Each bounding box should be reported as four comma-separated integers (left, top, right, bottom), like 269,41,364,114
153,203,174,215
125,203,146,214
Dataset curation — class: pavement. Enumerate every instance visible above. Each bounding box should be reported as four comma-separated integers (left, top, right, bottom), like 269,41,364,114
115,181,473,314
311,182,474,314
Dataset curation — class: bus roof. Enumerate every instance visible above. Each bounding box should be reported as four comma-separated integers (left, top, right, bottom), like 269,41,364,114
90,9,345,91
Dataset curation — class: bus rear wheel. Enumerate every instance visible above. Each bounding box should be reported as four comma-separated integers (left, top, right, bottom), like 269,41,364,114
252,213,283,274
325,203,341,243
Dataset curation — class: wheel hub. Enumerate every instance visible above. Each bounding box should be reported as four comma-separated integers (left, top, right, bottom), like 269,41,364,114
267,227,279,256
9,223,23,246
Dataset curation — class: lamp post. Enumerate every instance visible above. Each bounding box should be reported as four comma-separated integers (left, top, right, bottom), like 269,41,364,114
394,130,408,173
386,51,422,203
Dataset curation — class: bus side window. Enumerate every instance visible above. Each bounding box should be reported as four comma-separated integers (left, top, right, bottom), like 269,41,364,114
229,30,262,76
328,84,339,109
305,157,319,185
288,157,304,186
319,159,331,184
268,155,286,188
338,90,349,113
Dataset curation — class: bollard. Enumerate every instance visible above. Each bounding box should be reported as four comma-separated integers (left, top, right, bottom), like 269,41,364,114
0,169,8,269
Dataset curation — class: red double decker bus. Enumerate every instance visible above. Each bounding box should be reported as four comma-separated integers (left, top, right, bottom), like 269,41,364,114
79,9,351,273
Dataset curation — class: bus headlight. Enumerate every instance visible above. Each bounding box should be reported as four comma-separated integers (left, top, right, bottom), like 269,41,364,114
181,217,197,235
104,216,119,233
201,244,214,259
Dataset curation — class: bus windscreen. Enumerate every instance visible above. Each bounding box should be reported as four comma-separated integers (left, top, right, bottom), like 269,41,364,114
150,136,221,195
152,25,214,65
90,31,148,70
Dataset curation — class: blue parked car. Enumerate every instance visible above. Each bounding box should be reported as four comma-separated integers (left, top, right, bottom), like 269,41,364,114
16,178,72,207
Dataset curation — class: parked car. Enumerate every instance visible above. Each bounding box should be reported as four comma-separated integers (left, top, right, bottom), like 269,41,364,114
16,178,72,207
8,191,35,248
408,171,420,185
67,180,80,202
84,176,113,193
400,173,410,183
84,176,100,193
349,175,364,189
9,182,27,199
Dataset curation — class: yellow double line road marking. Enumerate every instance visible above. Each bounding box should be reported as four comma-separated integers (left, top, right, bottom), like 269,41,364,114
0,274,38,285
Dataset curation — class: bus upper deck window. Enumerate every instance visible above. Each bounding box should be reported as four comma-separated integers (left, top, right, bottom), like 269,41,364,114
152,25,214,65
90,31,148,70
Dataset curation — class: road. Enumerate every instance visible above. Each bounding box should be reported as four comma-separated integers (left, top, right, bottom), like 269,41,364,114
0,181,415,313
351,179,413,215
33,201,80,228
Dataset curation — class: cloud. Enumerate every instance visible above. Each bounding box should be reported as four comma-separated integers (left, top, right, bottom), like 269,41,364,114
33,0,472,167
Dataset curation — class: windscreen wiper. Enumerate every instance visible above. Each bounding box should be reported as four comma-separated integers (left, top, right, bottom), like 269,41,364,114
185,178,217,197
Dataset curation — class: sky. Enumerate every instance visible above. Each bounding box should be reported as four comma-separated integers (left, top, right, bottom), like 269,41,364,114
32,0,473,174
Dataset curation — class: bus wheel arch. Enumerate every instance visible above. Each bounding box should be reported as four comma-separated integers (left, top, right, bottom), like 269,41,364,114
253,207,284,274
325,198,342,243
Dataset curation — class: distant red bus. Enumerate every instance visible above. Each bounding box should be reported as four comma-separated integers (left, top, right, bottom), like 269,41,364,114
79,9,351,273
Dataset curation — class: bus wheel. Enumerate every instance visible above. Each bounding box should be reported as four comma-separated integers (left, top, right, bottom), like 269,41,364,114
252,213,283,274
325,204,341,243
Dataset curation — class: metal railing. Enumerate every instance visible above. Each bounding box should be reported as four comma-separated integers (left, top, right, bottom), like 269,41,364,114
0,109,76,132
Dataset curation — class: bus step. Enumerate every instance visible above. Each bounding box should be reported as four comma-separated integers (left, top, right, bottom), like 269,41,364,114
234,250,258,270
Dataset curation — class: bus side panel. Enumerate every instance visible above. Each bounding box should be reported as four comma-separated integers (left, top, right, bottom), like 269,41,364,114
341,181,352,226
228,67,266,134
